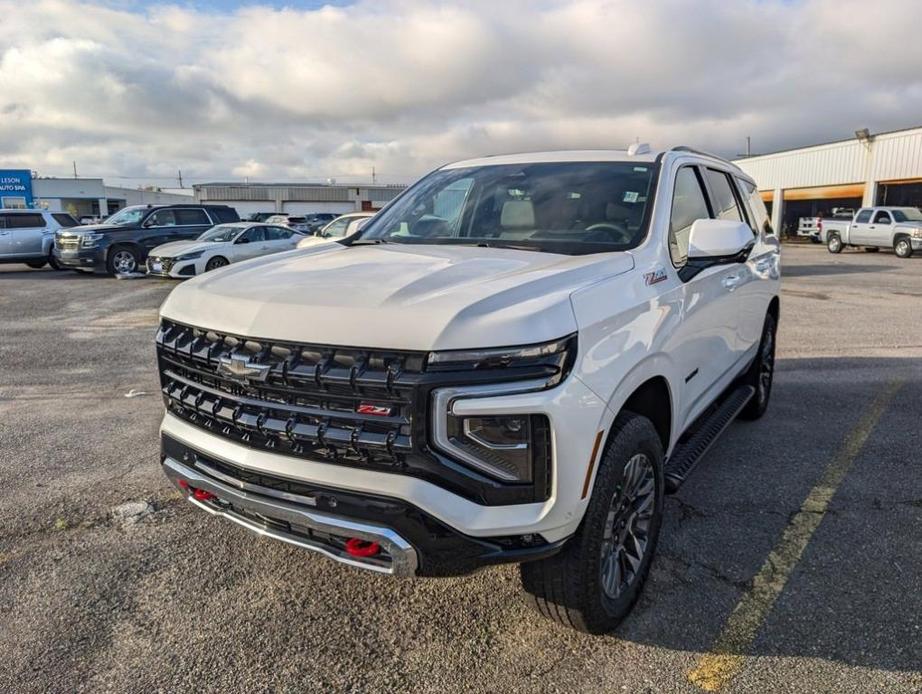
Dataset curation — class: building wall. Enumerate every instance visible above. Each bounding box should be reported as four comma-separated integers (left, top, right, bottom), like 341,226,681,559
194,182,406,216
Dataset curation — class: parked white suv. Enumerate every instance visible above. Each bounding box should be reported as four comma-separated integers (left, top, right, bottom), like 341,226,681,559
0,209,79,270
156,146,780,633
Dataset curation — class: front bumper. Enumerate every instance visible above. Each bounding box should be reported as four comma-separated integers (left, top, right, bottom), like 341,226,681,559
162,434,566,576
910,237,922,250
53,245,105,271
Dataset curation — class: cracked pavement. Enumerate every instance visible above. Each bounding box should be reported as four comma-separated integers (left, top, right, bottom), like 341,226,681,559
1,245,921,693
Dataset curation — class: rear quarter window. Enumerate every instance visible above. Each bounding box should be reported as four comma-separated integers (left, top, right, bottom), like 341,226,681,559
52,213,79,228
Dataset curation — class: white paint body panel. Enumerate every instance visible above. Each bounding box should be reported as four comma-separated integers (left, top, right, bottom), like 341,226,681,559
159,148,780,542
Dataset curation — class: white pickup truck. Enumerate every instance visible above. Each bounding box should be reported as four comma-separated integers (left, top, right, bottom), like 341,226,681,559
823,206,922,257
156,146,781,633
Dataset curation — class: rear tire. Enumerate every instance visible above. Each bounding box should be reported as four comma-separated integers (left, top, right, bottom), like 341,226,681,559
739,313,777,421
205,256,229,271
894,237,913,258
26,260,47,269
520,413,664,634
827,233,843,254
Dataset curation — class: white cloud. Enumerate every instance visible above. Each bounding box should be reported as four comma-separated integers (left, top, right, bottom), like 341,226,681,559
1,0,920,186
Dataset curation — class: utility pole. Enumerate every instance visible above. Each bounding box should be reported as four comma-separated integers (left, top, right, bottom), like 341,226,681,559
178,169,184,188
72,161,78,179
372,166,376,184
746,136,751,158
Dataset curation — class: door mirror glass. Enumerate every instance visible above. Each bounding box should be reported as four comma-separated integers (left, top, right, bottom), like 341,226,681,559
687,219,754,259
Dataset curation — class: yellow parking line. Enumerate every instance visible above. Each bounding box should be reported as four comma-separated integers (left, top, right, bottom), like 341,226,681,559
687,379,904,692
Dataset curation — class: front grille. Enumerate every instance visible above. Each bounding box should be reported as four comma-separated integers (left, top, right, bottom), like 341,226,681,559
148,256,174,274
55,235,80,251
156,319,427,470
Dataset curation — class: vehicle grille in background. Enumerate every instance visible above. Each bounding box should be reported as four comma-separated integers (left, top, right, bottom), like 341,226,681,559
148,256,174,274
55,235,80,250
156,319,427,470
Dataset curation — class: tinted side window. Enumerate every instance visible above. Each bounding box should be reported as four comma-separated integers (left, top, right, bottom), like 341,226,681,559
855,209,872,224
705,169,743,222
736,177,773,236
669,167,711,266
52,213,79,228
210,207,238,223
175,209,210,225
265,226,292,240
243,227,266,242
872,211,892,224
147,210,176,226
3,213,46,229
324,218,351,237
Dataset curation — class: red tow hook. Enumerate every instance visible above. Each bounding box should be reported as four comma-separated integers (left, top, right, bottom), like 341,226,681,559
177,478,217,502
345,538,381,558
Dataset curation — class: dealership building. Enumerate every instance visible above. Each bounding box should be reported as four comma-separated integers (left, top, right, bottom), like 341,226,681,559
192,182,406,217
0,170,192,218
733,124,922,236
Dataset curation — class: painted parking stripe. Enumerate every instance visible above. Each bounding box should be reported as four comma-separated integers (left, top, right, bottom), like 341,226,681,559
686,379,904,692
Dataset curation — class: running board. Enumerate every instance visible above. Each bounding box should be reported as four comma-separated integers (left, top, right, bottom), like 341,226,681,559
664,385,755,493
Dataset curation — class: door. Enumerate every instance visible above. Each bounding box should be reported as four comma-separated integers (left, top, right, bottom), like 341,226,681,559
849,209,873,244
0,212,47,257
666,166,744,429
265,226,298,252
868,209,893,247
233,225,268,260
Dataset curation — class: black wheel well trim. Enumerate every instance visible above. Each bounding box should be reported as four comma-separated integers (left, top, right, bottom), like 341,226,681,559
616,376,673,454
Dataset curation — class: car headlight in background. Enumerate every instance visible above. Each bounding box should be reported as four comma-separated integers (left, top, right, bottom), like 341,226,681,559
81,233,103,247
427,334,576,389
174,251,204,261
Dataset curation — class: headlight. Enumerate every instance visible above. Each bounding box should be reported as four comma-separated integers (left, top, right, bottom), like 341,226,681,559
174,251,204,261
81,233,103,248
911,229,922,239
427,334,576,389
444,413,548,482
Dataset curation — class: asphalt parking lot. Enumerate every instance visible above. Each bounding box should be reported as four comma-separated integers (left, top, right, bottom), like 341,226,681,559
1,244,920,693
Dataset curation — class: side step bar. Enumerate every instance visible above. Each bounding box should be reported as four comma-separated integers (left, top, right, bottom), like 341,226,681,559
664,385,755,493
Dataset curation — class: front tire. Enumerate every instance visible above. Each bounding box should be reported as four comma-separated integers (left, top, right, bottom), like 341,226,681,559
520,413,664,634
107,246,140,275
739,313,777,421
205,256,229,272
894,237,913,258
48,252,62,270
827,233,843,254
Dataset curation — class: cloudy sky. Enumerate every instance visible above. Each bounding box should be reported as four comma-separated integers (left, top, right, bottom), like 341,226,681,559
1,0,920,187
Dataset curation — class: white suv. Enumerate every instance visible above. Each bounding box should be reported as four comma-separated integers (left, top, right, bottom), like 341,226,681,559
155,146,780,633
0,209,79,270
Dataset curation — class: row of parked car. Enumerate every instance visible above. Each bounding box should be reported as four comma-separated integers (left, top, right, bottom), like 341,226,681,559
0,204,375,278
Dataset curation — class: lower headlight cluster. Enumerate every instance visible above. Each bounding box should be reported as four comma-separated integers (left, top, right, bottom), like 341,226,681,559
444,412,550,484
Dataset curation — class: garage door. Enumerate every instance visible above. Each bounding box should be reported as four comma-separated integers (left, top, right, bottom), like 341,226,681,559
282,202,355,215
876,179,922,207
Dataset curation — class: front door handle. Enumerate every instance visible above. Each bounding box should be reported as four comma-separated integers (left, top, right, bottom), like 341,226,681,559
722,274,742,291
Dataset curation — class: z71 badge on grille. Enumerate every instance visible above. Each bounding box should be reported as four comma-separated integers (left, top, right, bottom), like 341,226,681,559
217,354,272,383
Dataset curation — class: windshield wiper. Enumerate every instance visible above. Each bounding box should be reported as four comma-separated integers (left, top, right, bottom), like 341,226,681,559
475,241,543,253
347,238,390,246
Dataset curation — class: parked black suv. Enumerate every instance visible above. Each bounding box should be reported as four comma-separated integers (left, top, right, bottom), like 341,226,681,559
53,204,238,275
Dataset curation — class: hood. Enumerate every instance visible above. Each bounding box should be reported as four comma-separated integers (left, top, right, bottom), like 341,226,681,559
59,223,123,234
151,240,213,257
160,243,634,351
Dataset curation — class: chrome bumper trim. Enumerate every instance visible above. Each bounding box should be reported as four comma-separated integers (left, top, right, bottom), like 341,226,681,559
162,457,418,576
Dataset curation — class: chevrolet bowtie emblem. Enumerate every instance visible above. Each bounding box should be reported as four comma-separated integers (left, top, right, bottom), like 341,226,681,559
217,354,271,383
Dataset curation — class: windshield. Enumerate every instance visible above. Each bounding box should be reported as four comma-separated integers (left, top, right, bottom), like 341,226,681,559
198,224,244,242
104,206,146,226
892,208,922,222
358,162,658,255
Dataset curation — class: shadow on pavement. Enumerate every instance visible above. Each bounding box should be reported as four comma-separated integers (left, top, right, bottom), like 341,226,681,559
619,355,921,676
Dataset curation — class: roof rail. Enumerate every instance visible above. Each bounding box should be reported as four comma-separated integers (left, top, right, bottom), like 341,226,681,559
669,146,743,171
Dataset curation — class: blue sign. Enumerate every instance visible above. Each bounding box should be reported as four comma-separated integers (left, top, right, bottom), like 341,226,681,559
0,170,34,208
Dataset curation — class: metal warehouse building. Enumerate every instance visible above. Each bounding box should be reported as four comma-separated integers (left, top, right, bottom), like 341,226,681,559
193,182,406,218
733,125,922,236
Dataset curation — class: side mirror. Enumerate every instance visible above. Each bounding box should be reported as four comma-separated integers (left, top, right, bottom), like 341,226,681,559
142,218,155,228
687,219,753,259
236,237,249,244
